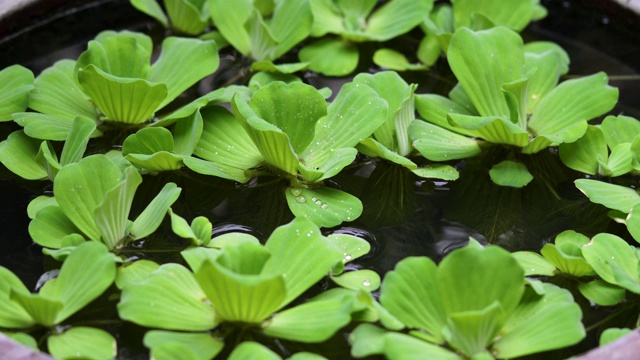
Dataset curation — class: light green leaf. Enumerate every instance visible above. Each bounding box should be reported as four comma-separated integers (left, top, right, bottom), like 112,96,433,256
249,82,326,154
626,203,640,244
448,27,525,119
130,0,169,27
603,143,633,177
528,73,618,142
380,257,447,343
263,299,351,342
0,267,35,328
228,341,281,360
511,251,556,276
44,242,117,323
285,187,362,228
210,0,252,55
0,65,33,121
28,60,98,121
250,61,309,75
446,302,506,357
164,0,210,34
601,115,640,149
489,160,533,188
129,182,181,240
270,0,313,58
144,330,223,360
76,31,152,78
263,217,343,307
28,205,82,248
410,120,481,161
349,324,387,358
578,280,625,306
493,284,584,358
149,37,219,108
384,332,462,360
173,109,203,156
94,166,142,249
194,259,285,323
411,165,460,181
12,113,79,141
123,127,174,155
540,241,593,277
332,269,380,292
183,156,253,183
0,130,47,180
299,38,359,76
357,138,417,169
9,290,62,327
3,332,38,349
574,179,640,213
452,0,541,31
118,263,218,331
48,327,117,360
582,233,639,289
448,113,529,147
415,94,476,135
116,259,160,289
559,126,607,175
232,94,299,175
194,105,262,170
373,49,428,71
366,0,433,41
27,195,57,219
600,328,633,346
54,155,125,241
59,116,96,166
524,46,565,113
327,233,371,264
181,247,222,273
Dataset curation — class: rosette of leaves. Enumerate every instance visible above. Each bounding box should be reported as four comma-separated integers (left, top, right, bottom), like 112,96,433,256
298,0,434,76
354,71,459,181
0,64,33,121
188,81,387,227
28,154,181,253
559,115,640,177
130,0,210,35
210,0,312,69
410,26,618,187
390,0,547,70
512,230,595,278
0,242,119,359
117,218,355,358
12,31,219,140
350,240,585,359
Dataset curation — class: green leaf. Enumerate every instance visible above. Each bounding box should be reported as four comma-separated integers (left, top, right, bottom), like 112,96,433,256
270,0,313,58
332,269,380,292
149,37,219,108
130,0,169,27
173,109,203,156
446,302,506,357
380,257,447,343
78,65,167,124
410,120,482,161
299,38,359,76
302,82,387,168
0,267,35,328
44,242,117,323
489,160,533,188
373,49,428,71
183,156,253,183
123,127,183,172
574,179,640,213
164,0,210,34
357,138,417,169
0,131,48,180
60,116,97,166
54,155,125,241
601,115,640,149
415,94,476,135
528,73,618,142
228,341,281,360
285,187,363,228
28,205,82,248
626,203,640,244
493,284,585,358
0,65,33,121
384,332,462,360
118,263,218,331
129,182,181,240
327,233,371,263
263,299,352,342
232,94,299,175
540,245,594,277
511,251,556,276
448,113,529,147
448,27,525,119
249,82,327,154
600,328,633,346
27,195,57,219
28,60,99,121
412,165,460,181
3,332,38,349
250,61,309,75
366,0,433,41
94,166,142,249
559,126,607,175
194,105,262,170
193,246,285,323
582,233,640,292
9,291,62,327
12,113,79,141
349,324,387,358
263,217,343,307
452,0,541,31
578,279,625,306
524,45,566,113
209,0,252,55
308,0,348,37
48,327,117,360
603,143,633,177
116,259,160,289
144,331,223,360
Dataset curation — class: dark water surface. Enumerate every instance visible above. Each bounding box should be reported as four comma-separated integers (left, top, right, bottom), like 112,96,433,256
0,0,639,358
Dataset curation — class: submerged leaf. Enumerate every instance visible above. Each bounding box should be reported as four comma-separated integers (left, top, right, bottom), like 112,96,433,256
489,161,533,188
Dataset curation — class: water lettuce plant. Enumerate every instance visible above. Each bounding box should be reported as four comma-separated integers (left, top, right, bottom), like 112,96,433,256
0,242,119,359
28,154,181,252
299,0,433,76
118,218,365,357
0,64,33,121
350,240,585,359
411,26,618,187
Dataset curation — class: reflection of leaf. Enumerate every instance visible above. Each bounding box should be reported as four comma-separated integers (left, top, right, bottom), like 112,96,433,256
359,162,415,227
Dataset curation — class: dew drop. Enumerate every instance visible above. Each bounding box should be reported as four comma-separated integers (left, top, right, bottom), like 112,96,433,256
362,280,371,287
344,254,352,261
321,204,329,209
315,200,322,206
296,195,307,203
291,188,302,196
